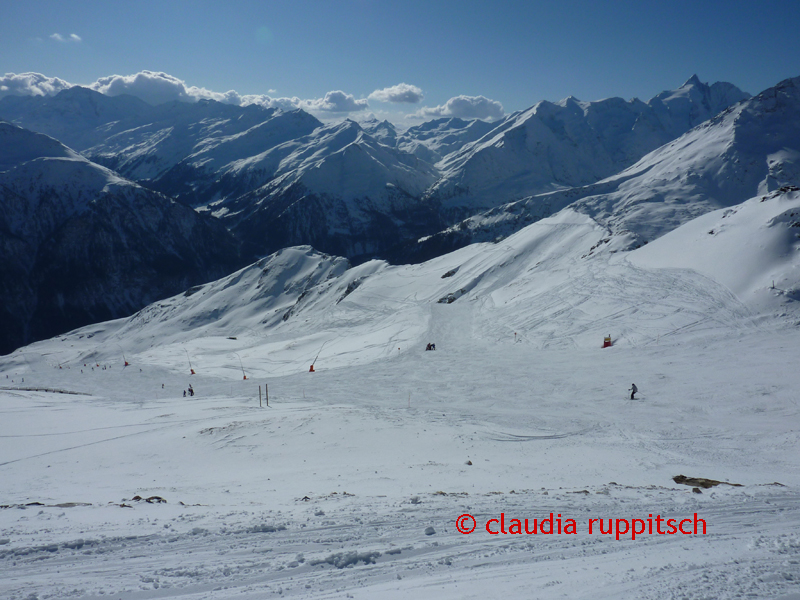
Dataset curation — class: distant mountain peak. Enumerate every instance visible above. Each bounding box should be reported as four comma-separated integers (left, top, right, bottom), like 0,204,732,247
683,74,704,87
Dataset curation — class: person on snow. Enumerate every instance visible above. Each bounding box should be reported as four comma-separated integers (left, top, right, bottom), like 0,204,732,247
630,383,638,400
183,390,186,397
188,384,194,397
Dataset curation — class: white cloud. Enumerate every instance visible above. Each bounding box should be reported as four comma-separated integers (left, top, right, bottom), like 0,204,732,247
368,83,424,104
0,72,73,99
50,33,82,43
415,95,505,121
306,90,369,112
90,71,202,105
241,90,369,114
88,72,369,113
0,70,369,116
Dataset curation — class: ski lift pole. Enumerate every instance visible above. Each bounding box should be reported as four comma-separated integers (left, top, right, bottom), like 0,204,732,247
117,343,130,367
235,352,247,380
310,340,327,372
185,348,195,375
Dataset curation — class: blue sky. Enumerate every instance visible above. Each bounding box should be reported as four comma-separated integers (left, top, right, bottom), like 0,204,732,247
2,0,799,124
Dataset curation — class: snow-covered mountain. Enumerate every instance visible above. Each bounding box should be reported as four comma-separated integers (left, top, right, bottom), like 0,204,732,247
30,183,800,373
205,119,442,261
358,116,399,147
407,76,799,260
0,77,756,268
0,87,321,197
123,107,323,204
0,89,447,262
395,117,496,164
2,74,794,353
182,120,439,260
426,76,750,215
0,86,155,150
0,122,241,355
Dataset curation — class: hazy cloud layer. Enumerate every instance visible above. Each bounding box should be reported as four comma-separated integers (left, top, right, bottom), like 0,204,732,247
416,95,505,120
50,33,82,43
369,83,424,104
0,72,73,99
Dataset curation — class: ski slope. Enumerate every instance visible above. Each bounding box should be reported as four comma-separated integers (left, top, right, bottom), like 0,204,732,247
1,196,800,599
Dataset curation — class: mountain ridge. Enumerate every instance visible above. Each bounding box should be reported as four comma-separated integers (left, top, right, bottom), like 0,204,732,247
0,121,242,354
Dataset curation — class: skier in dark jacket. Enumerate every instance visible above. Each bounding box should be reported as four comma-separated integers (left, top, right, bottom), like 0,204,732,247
630,383,638,400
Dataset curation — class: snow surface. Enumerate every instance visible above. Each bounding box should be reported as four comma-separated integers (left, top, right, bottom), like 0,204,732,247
2,197,800,598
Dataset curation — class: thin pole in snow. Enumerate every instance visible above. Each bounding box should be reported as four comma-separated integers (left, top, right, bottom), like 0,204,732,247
266,384,269,407
312,341,326,368
235,352,246,380
259,385,262,408
185,348,195,375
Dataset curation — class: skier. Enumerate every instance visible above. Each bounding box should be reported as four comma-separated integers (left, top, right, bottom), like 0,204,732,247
188,384,194,397
183,390,186,397
630,383,638,400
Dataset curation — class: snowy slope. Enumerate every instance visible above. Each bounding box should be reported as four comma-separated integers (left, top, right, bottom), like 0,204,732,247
26,192,800,376
427,76,750,214
630,186,800,313
1,194,799,599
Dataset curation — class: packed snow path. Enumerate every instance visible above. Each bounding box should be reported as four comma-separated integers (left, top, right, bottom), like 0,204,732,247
2,325,799,599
